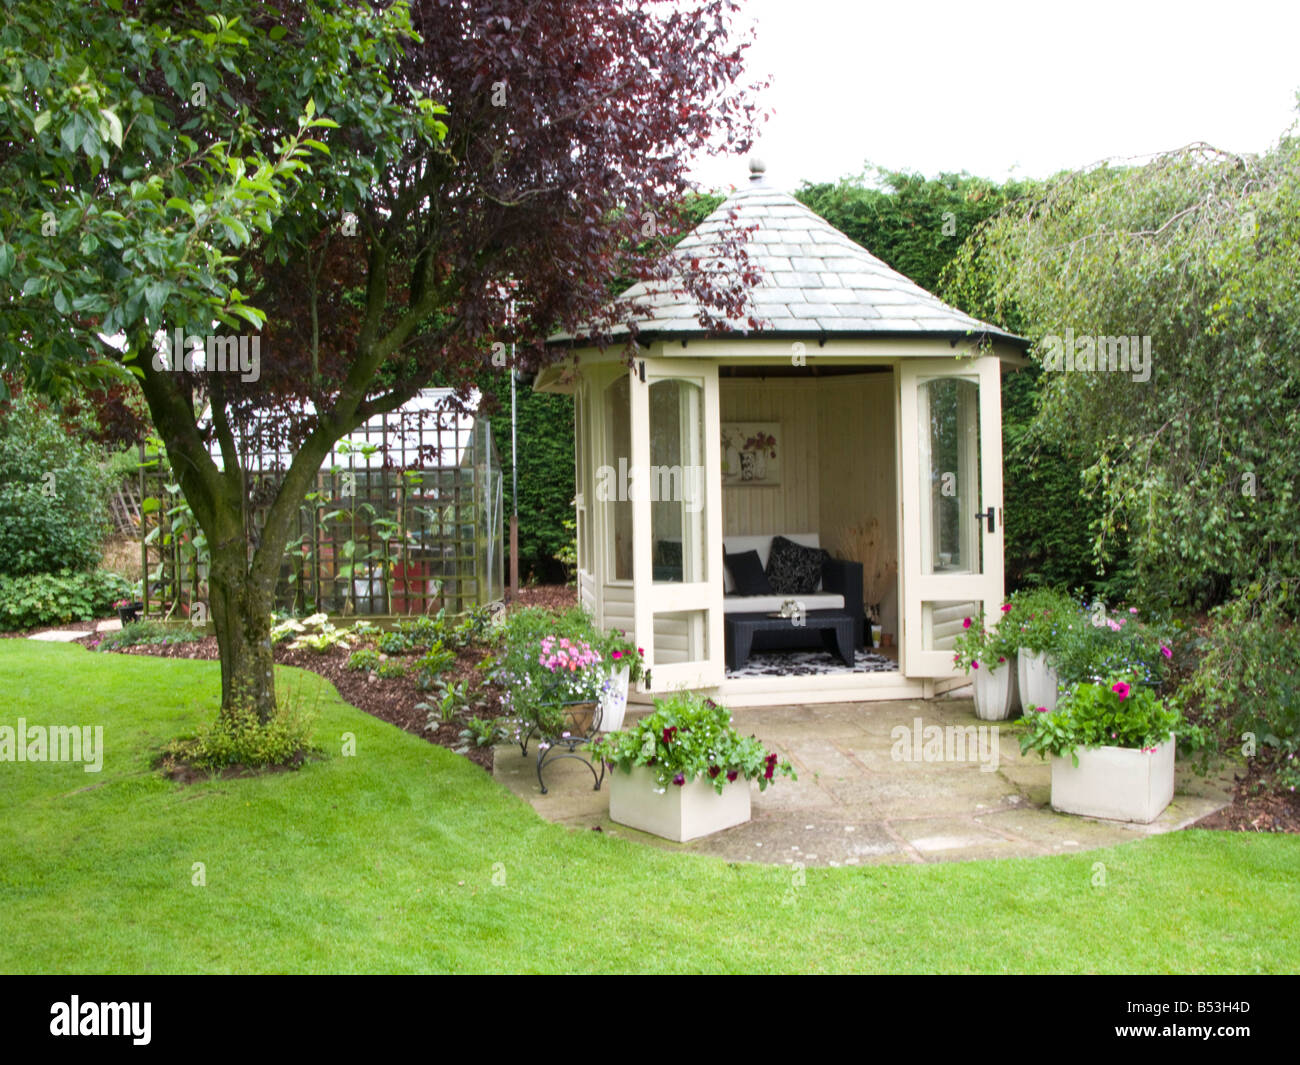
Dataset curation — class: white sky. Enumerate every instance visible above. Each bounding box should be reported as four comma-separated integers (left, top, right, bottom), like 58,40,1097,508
688,0,1300,193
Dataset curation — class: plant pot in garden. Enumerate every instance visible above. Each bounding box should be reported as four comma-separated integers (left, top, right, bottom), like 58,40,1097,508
597,666,631,733
609,764,752,842
1018,649,1060,712
560,701,600,736
116,602,143,625
972,659,1018,720
1050,736,1175,823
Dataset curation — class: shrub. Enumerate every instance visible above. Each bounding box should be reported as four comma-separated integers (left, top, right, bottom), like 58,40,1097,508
413,641,456,689
1019,676,1180,765
1002,586,1086,656
0,392,113,577
460,715,509,748
345,648,382,672
1181,592,1300,789
162,692,320,772
589,691,795,793
377,613,447,655
0,569,132,630
376,660,408,680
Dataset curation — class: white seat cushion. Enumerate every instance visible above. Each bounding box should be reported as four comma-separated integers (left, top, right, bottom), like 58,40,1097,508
723,592,845,615
723,533,822,594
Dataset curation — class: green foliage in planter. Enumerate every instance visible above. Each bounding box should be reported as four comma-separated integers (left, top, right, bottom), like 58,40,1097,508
95,619,205,651
589,691,795,793
1181,592,1300,789
950,607,1019,673
1019,677,1180,766
345,648,382,672
0,393,113,577
1002,586,1088,656
0,568,132,630
1051,606,1176,691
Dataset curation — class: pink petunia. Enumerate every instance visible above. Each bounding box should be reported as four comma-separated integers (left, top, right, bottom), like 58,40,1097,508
1001,604,1012,613
1111,681,1131,701
962,617,972,629
1160,646,1172,659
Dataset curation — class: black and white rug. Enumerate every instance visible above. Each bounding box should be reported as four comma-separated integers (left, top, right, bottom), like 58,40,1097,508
726,648,899,679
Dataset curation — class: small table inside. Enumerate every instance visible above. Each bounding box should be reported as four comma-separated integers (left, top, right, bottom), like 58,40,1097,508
725,610,856,671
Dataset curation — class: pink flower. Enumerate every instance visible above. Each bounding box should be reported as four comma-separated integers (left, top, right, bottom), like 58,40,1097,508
998,656,1005,663
1160,646,1172,659
612,650,622,659
971,660,979,669
1035,706,1047,713
1112,681,1131,701
962,618,972,629
672,773,685,787
1129,607,1139,614
1001,604,1012,613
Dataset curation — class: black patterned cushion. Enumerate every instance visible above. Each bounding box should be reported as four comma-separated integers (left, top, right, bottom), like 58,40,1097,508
764,536,828,595
724,550,773,596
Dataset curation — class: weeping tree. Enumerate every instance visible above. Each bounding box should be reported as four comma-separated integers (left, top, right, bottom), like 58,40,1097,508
0,0,764,721
947,121,1300,612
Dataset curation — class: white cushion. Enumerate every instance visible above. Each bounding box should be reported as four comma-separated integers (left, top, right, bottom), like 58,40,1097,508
723,592,845,615
722,533,822,594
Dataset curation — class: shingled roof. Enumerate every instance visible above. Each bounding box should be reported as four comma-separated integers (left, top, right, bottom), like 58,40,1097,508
553,161,1025,348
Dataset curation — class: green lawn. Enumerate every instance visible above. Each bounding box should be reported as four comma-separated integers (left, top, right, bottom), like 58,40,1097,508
2,640,1297,974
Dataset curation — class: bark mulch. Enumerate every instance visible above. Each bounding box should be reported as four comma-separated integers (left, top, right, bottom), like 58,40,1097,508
63,585,582,775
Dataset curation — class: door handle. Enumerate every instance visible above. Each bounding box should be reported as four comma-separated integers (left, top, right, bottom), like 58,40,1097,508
975,506,997,533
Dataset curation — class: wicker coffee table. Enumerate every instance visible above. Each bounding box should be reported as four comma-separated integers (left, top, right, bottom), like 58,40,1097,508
724,610,856,671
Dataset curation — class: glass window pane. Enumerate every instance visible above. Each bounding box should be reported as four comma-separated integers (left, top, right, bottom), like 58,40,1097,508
649,379,706,584
603,375,632,580
919,378,982,575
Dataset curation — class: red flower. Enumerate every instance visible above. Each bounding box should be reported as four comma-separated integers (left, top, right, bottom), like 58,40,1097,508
708,765,720,778
763,752,778,780
726,770,738,783
662,726,677,744
672,772,685,787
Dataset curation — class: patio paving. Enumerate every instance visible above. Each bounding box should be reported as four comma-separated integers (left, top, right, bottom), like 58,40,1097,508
493,694,1237,866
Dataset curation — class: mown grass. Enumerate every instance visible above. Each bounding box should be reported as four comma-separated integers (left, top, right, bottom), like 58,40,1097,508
2,640,1297,974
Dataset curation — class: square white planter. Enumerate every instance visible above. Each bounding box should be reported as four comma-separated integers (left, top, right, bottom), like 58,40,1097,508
1050,736,1176,824
608,764,752,841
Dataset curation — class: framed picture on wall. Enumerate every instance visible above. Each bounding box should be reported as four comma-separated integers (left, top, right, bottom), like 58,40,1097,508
720,422,781,486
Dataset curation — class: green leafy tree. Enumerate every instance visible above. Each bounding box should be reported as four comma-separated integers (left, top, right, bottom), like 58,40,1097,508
947,122,1300,610
0,0,763,723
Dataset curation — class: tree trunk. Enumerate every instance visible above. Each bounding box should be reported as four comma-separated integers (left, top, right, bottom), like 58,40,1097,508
208,537,277,724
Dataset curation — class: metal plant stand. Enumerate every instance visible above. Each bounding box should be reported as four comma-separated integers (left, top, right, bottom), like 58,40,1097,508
522,700,605,795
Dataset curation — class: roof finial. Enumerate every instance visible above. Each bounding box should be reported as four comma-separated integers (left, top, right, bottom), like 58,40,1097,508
748,157,766,183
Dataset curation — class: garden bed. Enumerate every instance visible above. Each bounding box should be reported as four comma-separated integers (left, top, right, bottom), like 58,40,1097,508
72,585,579,774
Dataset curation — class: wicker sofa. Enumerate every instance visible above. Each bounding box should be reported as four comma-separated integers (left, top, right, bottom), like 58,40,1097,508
722,532,864,651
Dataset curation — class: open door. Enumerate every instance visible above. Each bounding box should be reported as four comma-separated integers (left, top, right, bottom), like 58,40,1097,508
630,357,724,690
898,357,1005,677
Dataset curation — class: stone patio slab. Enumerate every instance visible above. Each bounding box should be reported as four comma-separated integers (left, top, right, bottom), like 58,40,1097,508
493,697,1235,867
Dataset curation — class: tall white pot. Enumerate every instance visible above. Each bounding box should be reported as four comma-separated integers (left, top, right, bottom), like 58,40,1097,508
597,666,631,732
1018,649,1060,712
972,659,1017,721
